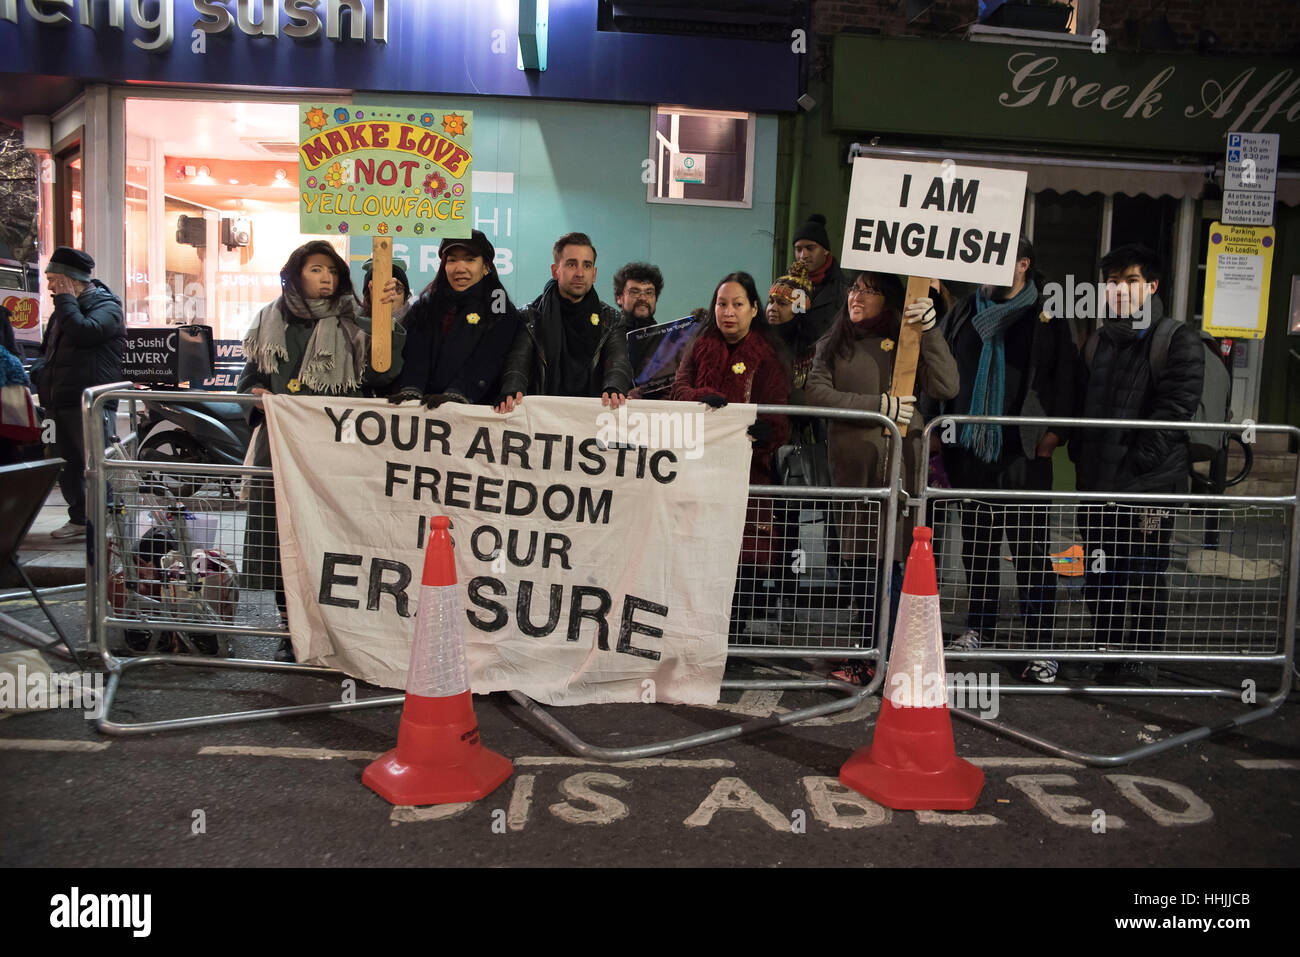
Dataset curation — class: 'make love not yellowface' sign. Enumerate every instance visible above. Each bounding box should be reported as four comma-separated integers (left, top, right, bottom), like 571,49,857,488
298,103,473,240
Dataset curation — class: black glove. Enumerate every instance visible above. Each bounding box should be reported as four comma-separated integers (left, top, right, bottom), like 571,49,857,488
747,419,774,444
604,389,626,403
388,387,421,404
699,393,728,409
422,392,467,409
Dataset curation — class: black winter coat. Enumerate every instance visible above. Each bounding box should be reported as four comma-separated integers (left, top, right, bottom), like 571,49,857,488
804,258,854,348
30,281,126,409
1073,300,1205,492
499,280,634,398
396,280,520,403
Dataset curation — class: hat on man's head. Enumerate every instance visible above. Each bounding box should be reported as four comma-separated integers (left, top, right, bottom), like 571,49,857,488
438,229,495,266
793,213,830,252
46,247,94,282
363,256,410,296
769,261,813,305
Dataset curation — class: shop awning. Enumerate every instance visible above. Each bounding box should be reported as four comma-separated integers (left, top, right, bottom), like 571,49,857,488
849,144,1212,200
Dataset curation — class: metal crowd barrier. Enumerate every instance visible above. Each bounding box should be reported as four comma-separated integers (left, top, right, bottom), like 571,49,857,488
918,414,1300,766
83,385,903,752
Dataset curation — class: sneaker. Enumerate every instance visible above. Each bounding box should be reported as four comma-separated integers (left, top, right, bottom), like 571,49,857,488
1022,659,1059,684
945,628,982,653
830,662,874,686
50,521,87,540
274,638,296,663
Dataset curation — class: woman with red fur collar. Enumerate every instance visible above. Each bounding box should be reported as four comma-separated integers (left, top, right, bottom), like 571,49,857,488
670,271,790,482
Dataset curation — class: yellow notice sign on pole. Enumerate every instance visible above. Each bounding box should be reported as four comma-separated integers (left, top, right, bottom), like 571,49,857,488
1202,221,1275,339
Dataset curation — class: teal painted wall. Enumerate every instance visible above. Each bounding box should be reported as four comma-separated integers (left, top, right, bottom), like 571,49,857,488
358,94,778,323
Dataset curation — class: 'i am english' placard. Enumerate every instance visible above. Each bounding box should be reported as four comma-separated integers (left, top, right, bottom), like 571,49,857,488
841,158,1027,286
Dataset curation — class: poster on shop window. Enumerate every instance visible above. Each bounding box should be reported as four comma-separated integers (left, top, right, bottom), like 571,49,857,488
263,395,755,705
298,103,473,239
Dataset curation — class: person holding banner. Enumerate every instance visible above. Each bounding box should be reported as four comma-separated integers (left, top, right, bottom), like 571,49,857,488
671,271,790,635
805,271,958,682
387,230,520,407
361,256,412,326
238,239,406,661
495,232,633,411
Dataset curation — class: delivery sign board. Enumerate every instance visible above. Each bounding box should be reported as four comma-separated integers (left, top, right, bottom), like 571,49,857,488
298,104,473,240
840,158,1028,286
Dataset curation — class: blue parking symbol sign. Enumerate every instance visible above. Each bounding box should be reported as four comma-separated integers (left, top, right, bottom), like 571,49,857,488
1228,133,1241,148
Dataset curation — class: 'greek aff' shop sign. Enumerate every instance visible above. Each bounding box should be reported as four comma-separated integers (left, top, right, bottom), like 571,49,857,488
833,35,1300,158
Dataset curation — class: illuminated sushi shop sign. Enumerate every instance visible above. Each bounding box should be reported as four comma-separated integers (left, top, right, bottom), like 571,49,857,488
1,0,388,53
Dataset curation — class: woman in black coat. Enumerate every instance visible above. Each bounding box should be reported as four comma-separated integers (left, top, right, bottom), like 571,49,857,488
387,230,520,407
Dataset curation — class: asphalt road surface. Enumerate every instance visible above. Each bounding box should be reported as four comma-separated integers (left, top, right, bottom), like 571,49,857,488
3,594,1297,875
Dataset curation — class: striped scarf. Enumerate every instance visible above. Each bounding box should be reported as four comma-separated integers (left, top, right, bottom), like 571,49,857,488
959,280,1037,463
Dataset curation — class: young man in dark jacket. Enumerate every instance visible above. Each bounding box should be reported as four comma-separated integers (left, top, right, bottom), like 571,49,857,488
496,232,632,412
1073,243,1204,684
29,247,126,539
934,239,1078,684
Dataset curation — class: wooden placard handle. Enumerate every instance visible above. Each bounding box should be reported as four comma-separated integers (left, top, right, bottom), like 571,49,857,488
888,275,935,436
370,237,393,374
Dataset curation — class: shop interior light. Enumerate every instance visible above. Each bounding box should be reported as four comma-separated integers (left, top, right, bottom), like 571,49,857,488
194,165,213,185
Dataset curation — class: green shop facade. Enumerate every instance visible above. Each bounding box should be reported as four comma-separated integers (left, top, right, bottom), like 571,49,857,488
780,34,1300,427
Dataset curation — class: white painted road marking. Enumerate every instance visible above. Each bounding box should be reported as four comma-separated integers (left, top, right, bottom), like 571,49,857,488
969,757,1084,769
198,745,382,761
513,756,735,769
390,803,473,824
0,738,110,752
1235,759,1300,769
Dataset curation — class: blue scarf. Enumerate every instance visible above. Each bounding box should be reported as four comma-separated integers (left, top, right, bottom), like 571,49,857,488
959,280,1037,463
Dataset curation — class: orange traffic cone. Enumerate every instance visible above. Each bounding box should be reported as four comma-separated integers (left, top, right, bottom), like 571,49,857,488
839,526,984,810
363,516,512,805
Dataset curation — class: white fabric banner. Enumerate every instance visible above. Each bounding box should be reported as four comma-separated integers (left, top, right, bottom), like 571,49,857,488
263,395,755,706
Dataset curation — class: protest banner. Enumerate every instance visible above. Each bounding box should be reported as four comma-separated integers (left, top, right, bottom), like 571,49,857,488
840,158,1027,430
627,314,702,397
263,395,755,706
298,103,474,372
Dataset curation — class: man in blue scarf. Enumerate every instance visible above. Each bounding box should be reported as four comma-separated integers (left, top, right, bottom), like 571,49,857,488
929,239,1079,684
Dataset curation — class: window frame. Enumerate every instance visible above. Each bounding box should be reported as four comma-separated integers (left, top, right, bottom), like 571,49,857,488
645,105,756,210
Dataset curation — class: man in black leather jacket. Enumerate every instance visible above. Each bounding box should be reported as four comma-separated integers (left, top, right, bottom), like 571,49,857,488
496,232,632,412
1073,244,1204,683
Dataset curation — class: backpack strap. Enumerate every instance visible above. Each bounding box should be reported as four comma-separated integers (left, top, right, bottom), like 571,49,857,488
1083,329,1100,370
1146,315,1180,384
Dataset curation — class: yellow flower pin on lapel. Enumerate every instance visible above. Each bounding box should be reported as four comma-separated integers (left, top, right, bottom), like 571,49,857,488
590,313,600,325
287,378,302,393
881,339,895,352
1040,310,1052,323
466,312,481,325
732,361,747,375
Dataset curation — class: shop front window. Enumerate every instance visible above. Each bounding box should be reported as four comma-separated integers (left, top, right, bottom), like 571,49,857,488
123,98,346,342
647,106,754,208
